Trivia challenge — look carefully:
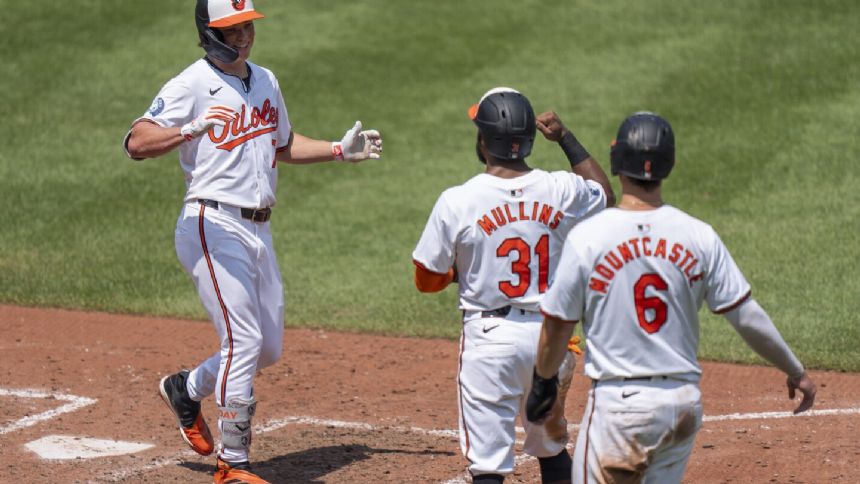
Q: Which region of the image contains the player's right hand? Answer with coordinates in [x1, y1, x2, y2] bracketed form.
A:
[787, 371, 816, 414]
[536, 111, 569, 142]
[525, 368, 559, 423]
[180, 105, 236, 141]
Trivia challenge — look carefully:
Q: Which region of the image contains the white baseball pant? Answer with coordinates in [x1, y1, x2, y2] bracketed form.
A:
[174, 200, 285, 462]
[457, 310, 574, 476]
[572, 377, 703, 484]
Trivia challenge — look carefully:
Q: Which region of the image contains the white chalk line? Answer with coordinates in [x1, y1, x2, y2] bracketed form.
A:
[0, 388, 97, 435]
[255, 415, 459, 438]
[101, 406, 860, 482]
[702, 407, 860, 422]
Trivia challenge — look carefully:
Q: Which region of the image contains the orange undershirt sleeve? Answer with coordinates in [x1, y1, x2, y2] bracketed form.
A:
[413, 261, 455, 293]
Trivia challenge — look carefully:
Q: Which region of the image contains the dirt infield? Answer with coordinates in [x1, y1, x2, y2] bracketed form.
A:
[1, 305, 858, 483]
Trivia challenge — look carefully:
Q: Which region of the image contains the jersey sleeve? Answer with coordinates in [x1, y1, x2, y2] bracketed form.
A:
[705, 229, 752, 313]
[138, 77, 195, 129]
[412, 192, 457, 274]
[562, 173, 606, 221]
[123, 77, 195, 159]
[273, 79, 292, 151]
[540, 235, 590, 322]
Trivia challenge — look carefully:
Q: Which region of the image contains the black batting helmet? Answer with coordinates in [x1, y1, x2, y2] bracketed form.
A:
[196, 0, 265, 64]
[610, 112, 675, 181]
[469, 87, 536, 162]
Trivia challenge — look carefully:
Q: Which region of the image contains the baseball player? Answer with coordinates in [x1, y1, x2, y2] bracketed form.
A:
[413, 87, 615, 484]
[123, 1, 381, 482]
[526, 112, 817, 483]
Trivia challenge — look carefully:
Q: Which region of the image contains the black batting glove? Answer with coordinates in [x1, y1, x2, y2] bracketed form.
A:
[526, 368, 559, 423]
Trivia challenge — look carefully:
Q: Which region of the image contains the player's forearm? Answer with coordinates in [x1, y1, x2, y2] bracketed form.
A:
[125, 122, 185, 159]
[276, 132, 336, 164]
[535, 316, 576, 379]
[556, 130, 615, 206]
[724, 299, 805, 379]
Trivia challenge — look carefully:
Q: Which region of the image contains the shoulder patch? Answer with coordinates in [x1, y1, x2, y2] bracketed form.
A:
[148, 97, 165, 116]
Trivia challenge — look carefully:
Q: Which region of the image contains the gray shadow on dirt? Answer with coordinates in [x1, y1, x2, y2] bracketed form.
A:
[179, 444, 457, 483]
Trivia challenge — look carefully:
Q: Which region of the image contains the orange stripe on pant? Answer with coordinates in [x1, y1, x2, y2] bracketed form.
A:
[198, 204, 235, 406]
[457, 328, 472, 463]
[582, 386, 598, 484]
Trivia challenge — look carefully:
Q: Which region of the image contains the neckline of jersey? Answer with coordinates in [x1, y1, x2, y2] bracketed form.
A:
[204, 56, 252, 93]
[475, 168, 543, 187]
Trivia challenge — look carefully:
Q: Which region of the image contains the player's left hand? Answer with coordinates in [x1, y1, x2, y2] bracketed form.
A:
[536, 111, 570, 142]
[525, 368, 559, 423]
[787, 371, 816, 414]
[336, 121, 382, 162]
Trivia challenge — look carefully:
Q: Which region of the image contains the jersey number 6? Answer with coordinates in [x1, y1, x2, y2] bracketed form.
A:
[496, 235, 549, 298]
[634, 273, 669, 334]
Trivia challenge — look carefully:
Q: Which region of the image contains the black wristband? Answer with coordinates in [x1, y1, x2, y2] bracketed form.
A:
[559, 131, 591, 167]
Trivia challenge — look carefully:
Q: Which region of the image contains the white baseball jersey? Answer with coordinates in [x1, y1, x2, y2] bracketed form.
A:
[413, 168, 604, 476]
[541, 205, 751, 380]
[127, 58, 292, 209]
[413, 169, 606, 313]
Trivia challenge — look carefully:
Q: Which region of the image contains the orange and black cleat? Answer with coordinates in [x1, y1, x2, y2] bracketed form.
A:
[214, 458, 270, 484]
[158, 369, 215, 456]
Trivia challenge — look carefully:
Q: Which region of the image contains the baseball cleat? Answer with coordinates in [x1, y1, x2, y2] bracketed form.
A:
[158, 370, 215, 456]
[214, 458, 270, 484]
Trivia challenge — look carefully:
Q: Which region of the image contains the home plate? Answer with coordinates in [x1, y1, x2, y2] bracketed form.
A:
[25, 435, 154, 460]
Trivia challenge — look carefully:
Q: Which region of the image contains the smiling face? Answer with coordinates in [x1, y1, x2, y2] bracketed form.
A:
[216, 20, 255, 63]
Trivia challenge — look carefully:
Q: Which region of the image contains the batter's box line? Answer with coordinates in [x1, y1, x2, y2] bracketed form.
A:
[255, 415, 459, 438]
[0, 388, 97, 436]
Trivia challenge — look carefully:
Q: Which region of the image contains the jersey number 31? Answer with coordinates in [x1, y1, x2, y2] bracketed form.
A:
[496, 235, 549, 298]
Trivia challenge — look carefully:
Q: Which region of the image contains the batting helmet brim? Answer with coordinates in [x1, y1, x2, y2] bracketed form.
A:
[209, 11, 265, 28]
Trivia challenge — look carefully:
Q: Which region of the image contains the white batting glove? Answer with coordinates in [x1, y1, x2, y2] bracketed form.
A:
[332, 121, 383, 162]
[180, 105, 236, 141]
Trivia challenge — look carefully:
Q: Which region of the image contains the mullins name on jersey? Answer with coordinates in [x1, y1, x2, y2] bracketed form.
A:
[589, 237, 704, 294]
[477, 201, 564, 236]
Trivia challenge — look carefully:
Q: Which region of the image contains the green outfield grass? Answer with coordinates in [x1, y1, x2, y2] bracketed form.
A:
[1, 1, 858, 370]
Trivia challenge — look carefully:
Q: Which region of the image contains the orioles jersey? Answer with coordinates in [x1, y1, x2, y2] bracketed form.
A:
[413, 169, 605, 313]
[540, 205, 752, 380]
[125, 58, 292, 209]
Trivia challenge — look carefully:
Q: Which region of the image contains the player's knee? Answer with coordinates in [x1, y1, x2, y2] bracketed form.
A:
[471, 473, 504, 484]
[538, 448, 572, 484]
[257, 341, 282, 369]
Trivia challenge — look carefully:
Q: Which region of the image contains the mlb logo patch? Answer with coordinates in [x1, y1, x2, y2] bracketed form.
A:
[510, 188, 523, 197]
[637, 223, 651, 233]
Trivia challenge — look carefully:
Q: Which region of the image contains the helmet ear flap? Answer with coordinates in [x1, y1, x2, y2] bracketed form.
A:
[195, 0, 240, 64]
[201, 28, 240, 63]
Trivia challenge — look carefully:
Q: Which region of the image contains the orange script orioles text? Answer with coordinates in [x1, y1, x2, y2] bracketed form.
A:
[588, 237, 704, 294]
[477, 201, 564, 236]
[207, 99, 278, 151]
